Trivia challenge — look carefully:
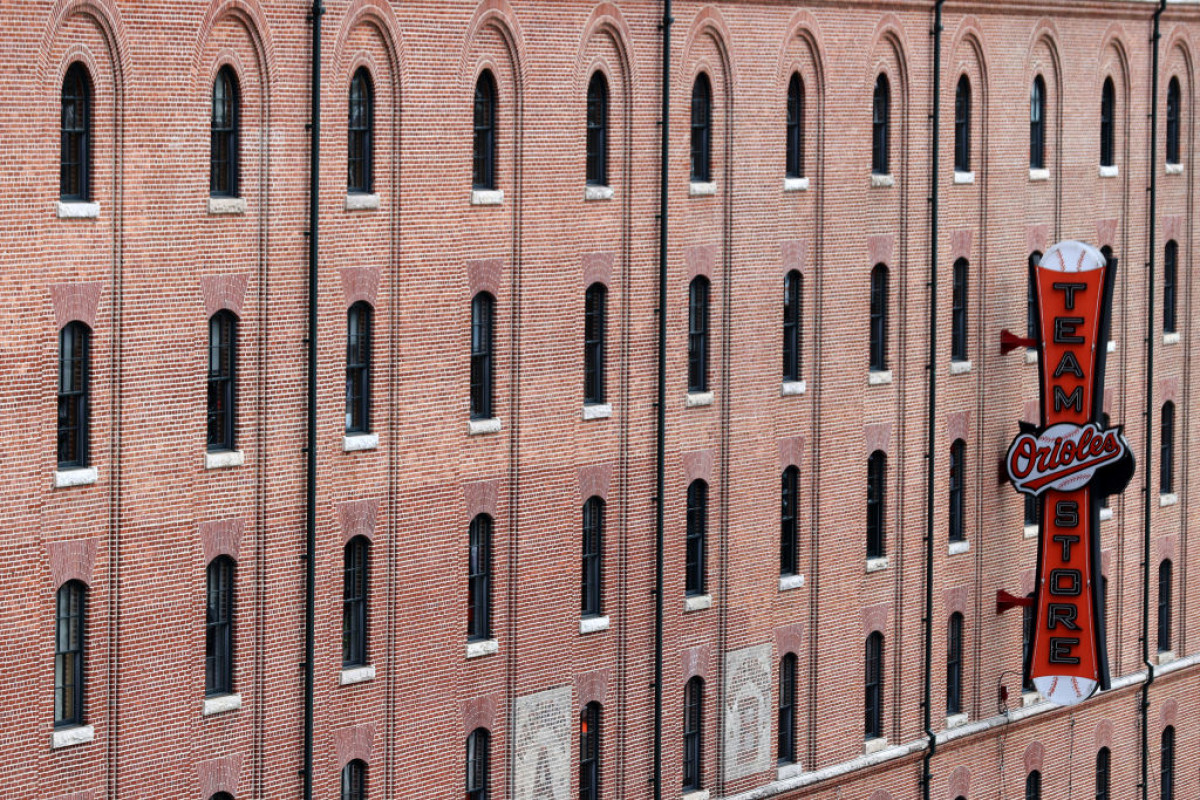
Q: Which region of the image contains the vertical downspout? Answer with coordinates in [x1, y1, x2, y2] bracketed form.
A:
[1140, 3, 1165, 799]
[920, 4, 945, 799]
[653, 2, 672, 798]
[303, 1, 324, 799]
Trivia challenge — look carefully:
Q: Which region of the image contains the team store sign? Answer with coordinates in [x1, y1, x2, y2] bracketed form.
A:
[1006, 241, 1134, 706]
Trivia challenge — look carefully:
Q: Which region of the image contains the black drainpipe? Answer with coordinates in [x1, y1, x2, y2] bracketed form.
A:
[1139, 3, 1165, 799]
[920, 3, 945, 799]
[652, 1, 672, 798]
[302, 1, 324, 798]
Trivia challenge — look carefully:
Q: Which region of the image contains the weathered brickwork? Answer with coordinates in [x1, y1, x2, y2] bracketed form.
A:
[3, 0, 1200, 798]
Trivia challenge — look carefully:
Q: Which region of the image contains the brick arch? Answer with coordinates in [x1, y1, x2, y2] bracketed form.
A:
[1160, 698, 1178, 729]
[192, 0, 276, 97]
[778, 436, 804, 471]
[781, 240, 809, 276]
[576, 2, 638, 97]
[869, 790, 895, 800]
[1023, 740, 1045, 773]
[463, 479, 500, 520]
[333, 0, 407, 95]
[338, 499, 379, 545]
[201, 274, 250, 318]
[948, 21, 990, 176]
[333, 722, 375, 771]
[680, 6, 737, 97]
[947, 410, 971, 443]
[1093, 719, 1114, 751]
[575, 669, 610, 708]
[467, 258, 503, 298]
[775, 623, 804, 658]
[946, 765, 971, 799]
[196, 754, 242, 800]
[776, 9, 827, 100]
[340, 267, 380, 308]
[950, 230, 974, 264]
[682, 449, 714, 486]
[582, 252, 614, 290]
[45, 538, 98, 590]
[577, 463, 613, 503]
[461, 694, 498, 736]
[50, 282, 104, 330]
[863, 603, 890, 637]
[199, 518, 245, 564]
[460, 0, 527, 94]
[943, 586, 969, 617]
[681, 644, 710, 683]
[1095, 219, 1119, 249]
[864, 423, 892, 457]
[40, 0, 130, 101]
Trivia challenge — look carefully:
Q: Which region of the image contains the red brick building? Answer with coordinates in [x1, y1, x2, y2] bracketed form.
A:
[5, 0, 1200, 798]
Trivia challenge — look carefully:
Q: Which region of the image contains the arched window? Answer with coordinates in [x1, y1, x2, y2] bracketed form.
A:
[58, 322, 91, 469]
[584, 283, 607, 405]
[1158, 559, 1173, 653]
[470, 293, 494, 420]
[683, 677, 704, 791]
[581, 497, 604, 618]
[346, 302, 372, 434]
[1161, 401, 1175, 495]
[864, 632, 884, 739]
[468, 515, 492, 641]
[1100, 77, 1115, 168]
[872, 74, 890, 175]
[783, 270, 803, 382]
[951, 258, 969, 362]
[579, 702, 601, 800]
[586, 72, 608, 187]
[867, 451, 886, 559]
[211, 66, 240, 197]
[954, 75, 971, 173]
[466, 728, 490, 800]
[691, 73, 712, 182]
[1166, 76, 1181, 166]
[1021, 592, 1035, 691]
[686, 480, 707, 597]
[211, 794, 234, 800]
[60, 62, 92, 201]
[1030, 75, 1046, 170]
[55, 580, 86, 727]
[1095, 747, 1111, 800]
[946, 612, 963, 715]
[1027, 251, 1042, 343]
[1161, 726, 1175, 800]
[207, 311, 237, 452]
[1163, 240, 1177, 335]
[1025, 770, 1042, 800]
[777, 653, 797, 765]
[949, 439, 966, 543]
[206, 555, 235, 696]
[348, 68, 374, 194]
[341, 759, 367, 800]
[473, 71, 497, 190]
[870, 264, 888, 371]
[780, 466, 799, 577]
[786, 73, 805, 179]
[343, 536, 369, 667]
[688, 276, 710, 393]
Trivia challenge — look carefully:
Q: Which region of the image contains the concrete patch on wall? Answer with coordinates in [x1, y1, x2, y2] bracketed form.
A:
[723, 644, 773, 780]
[514, 685, 572, 800]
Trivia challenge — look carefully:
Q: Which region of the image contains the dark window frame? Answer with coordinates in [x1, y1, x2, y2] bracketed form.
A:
[473, 71, 497, 190]
[951, 258, 969, 362]
[777, 653, 797, 765]
[864, 631, 884, 740]
[584, 283, 607, 405]
[872, 74, 890, 175]
[949, 439, 966, 543]
[783, 270, 803, 382]
[946, 612, 964, 715]
[342, 536, 369, 668]
[1100, 77, 1115, 168]
[691, 73, 712, 183]
[867, 451, 887, 559]
[1157, 559, 1173, 653]
[581, 496, 604, 618]
[686, 480, 707, 596]
[780, 466, 799, 577]
[205, 555, 235, 696]
[579, 702, 601, 800]
[55, 580, 86, 727]
[1163, 240, 1177, 335]
[466, 728, 490, 800]
[58, 321, 91, 469]
[870, 264, 888, 371]
[586, 71, 609, 187]
[683, 676, 704, 791]
[1022, 593, 1035, 691]
[688, 276, 710, 393]
[1030, 75, 1046, 170]
[1027, 251, 1042, 347]
[954, 75, 971, 173]
[348, 67, 374, 194]
[470, 292, 495, 420]
[786, 73, 805, 179]
[1161, 726, 1175, 800]
[341, 759, 367, 800]
[210, 65, 240, 198]
[1161, 401, 1175, 495]
[346, 301, 372, 434]
[1166, 76, 1181, 166]
[468, 515, 492, 641]
[1095, 746, 1111, 800]
[1026, 770, 1042, 800]
[207, 311, 237, 452]
[60, 62, 92, 201]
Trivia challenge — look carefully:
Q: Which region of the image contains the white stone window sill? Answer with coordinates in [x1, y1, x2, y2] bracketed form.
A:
[953, 171, 975, 185]
[1163, 332, 1180, 345]
[684, 593, 712, 613]
[682, 791, 711, 800]
[783, 177, 809, 192]
[471, 189, 504, 206]
[1099, 165, 1119, 178]
[57, 201, 100, 219]
[778, 574, 805, 592]
[686, 391, 714, 408]
[1158, 650, 1177, 665]
[1024, 349, 1038, 365]
[582, 403, 612, 421]
[948, 540, 970, 555]
[1107, 340, 1116, 353]
[340, 665, 375, 685]
[868, 370, 893, 386]
[203, 693, 242, 716]
[467, 638, 499, 659]
[1100, 507, 1114, 521]
[468, 417, 502, 436]
[866, 556, 890, 573]
[208, 196, 246, 215]
[1160, 493, 1178, 507]
[51, 724, 95, 749]
[579, 615, 610, 634]
[689, 181, 717, 196]
[205, 450, 245, 470]
[946, 712, 969, 729]
[870, 173, 895, 188]
[1023, 524, 1039, 539]
[776, 763, 804, 781]
[1029, 168, 1051, 182]
[345, 192, 380, 211]
[344, 433, 378, 452]
[584, 185, 614, 201]
[949, 360, 972, 375]
[1166, 162, 1183, 175]
[864, 736, 890, 755]
[780, 380, 807, 396]
[1021, 690, 1042, 707]
[55, 467, 98, 488]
